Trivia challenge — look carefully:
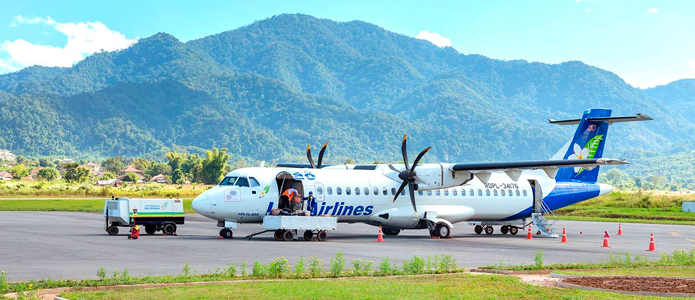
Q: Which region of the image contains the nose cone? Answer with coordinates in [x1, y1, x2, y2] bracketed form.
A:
[598, 183, 614, 196]
[192, 193, 209, 215]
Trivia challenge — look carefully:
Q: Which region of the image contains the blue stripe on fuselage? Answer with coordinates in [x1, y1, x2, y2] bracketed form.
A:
[499, 181, 600, 221]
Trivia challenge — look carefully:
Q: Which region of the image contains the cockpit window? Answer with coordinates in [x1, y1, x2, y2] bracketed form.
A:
[249, 177, 260, 187]
[219, 177, 238, 186]
[236, 177, 250, 187]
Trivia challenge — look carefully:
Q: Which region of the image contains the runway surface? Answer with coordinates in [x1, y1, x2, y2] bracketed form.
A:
[1, 211, 693, 281]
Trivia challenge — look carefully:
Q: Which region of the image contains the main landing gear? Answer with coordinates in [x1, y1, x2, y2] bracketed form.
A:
[429, 223, 451, 238]
[383, 228, 401, 236]
[220, 228, 234, 239]
[474, 225, 518, 235]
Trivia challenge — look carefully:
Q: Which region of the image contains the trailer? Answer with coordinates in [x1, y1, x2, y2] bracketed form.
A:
[104, 197, 185, 236]
[244, 215, 338, 241]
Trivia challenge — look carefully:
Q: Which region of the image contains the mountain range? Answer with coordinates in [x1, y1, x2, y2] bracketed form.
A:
[0, 13, 694, 167]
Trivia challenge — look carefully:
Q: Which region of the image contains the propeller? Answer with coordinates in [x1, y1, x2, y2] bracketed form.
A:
[388, 135, 431, 213]
[307, 142, 329, 168]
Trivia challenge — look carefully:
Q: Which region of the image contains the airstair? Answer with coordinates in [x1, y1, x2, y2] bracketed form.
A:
[531, 200, 559, 238]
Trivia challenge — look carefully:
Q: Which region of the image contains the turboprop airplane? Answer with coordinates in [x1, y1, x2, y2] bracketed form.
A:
[192, 108, 652, 239]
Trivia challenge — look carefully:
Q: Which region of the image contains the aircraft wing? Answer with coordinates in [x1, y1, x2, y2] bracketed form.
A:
[449, 158, 627, 182]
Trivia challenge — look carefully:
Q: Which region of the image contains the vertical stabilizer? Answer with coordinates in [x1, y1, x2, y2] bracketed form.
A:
[554, 109, 611, 182]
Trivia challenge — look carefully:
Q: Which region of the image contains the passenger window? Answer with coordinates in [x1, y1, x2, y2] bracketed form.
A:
[236, 177, 250, 187]
[355, 187, 360, 195]
[364, 188, 369, 195]
[327, 187, 333, 195]
[485, 189, 490, 196]
[516, 190, 520, 197]
[337, 187, 342, 195]
[391, 188, 396, 196]
[427, 190, 433, 196]
[317, 187, 323, 195]
[493, 189, 498, 196]
[418, 191, 424, 196]
[382, 187, 388, 196]
[435, 190, 441, 196]
[219, 176, 237, 186]
[249, 177, 260, 187]
[444, 189, 449, 196]
[523, 190, 528, 197]
[508, 189, 513, 197]
[501, 189, 505, 196]
[462, 189, 466, 196]
[346, 187, 351, 195]
[374, 187, 379, 196]
[452, 189, 457, 196]
[473, 189, 477, 196]
[401, 188, 405, 196]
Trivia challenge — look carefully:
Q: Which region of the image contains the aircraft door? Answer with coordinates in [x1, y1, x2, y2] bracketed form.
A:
[528, 180, 543, 213]
[314, 183, 325, 202]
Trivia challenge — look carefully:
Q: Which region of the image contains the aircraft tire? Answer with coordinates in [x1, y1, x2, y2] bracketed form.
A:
[107, 225, 119, 236]
[485, 226, 494, 235]
[274, 230, 284, 241]
[317, 230, 328, 241]
[435, 223, 451, 238]
[509, 227, 519, 235]
[500, 226, 509, 235]
[383, 228, 401, 236]
[282, 230, 294, 241]
[220, 228, 233, 239]
[303, 230, 314, 241]
[145, 225, 157, 235]
[474, 225, 483, 235]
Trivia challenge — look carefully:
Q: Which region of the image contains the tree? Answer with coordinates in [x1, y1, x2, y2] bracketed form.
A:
[102, 156, 126, 173]
[182, 154, 203, 182]
[123, 172, 140, 182]
[39, 158, 54, 168]
[166, 152, 185, 171]
[37, 168, 59, 181]
[63, 163, 91, 183]
[10, 164, 28, 180]
[132, 158, 150, 173]
[200, 148, 230, 184]
[145, 162, 172, 178]
[15, 155, 29, 166]
[172, 169, 185, 184]
[98, 172, 117, 180]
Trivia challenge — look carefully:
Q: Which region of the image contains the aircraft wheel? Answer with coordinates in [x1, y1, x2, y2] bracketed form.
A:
[163, 224, 176, 235]
[536, 230, 541, 235]
[383, 228, 401, 236]
[435, 223, 451, 238]
[317, 230, 328, 241]
[303, 230, 314, 241]
[107, 225, 119, 236]
[485, 226, 494, 235]
[145, 225, 157, 235]
[474, 225, 483, 235]
[220, 228, 233, 239]
[500, 225, 509, 235]
[509, 227, 519, 235]
[282, 230, 294, 241]
[274, 230, 284, 241]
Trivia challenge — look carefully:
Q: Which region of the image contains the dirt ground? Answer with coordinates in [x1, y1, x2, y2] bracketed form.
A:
[563, 276, 695, 294]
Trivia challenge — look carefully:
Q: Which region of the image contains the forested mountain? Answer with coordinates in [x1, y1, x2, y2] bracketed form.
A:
[0, 14, 693, 166]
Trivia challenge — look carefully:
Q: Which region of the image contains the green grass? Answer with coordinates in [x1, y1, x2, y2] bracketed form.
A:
[0, 180, 209, 198]
[557, 266, 695, 277]
[59, 274, 668, 300]
[554, 191, 695, 225]
[0, 199, 195, 213]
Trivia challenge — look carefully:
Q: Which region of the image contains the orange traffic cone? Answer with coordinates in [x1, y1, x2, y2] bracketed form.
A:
[376, 226, 384, 242]
[602, 231, 610, 248]
[560, 228, 568, 243]
[618, 223, 623, 236]
[647, 233, 656, 251]
[526, 224, 533, 240]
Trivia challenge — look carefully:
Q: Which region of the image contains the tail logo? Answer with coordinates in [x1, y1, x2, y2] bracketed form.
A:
[568, 134, 603, 176]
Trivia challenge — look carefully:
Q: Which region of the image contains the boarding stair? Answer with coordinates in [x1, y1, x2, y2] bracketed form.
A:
[531, 200, 559, 238]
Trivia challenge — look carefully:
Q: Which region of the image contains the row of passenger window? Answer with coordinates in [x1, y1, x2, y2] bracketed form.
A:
[315, 186, 528, 198]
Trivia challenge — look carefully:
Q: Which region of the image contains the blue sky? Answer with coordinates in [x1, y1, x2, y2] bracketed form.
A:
[1, 0, 693, 88]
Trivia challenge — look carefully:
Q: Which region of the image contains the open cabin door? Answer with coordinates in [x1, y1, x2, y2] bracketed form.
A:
[275, 171, 304, 209]
[528, 179, 543, 213]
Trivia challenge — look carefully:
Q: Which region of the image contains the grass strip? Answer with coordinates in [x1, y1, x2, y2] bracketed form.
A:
[0, 199, 195, 213]
[556, 266, 695, 278]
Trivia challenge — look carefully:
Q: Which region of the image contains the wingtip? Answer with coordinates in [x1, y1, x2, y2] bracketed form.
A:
[322, 142, 329, 148]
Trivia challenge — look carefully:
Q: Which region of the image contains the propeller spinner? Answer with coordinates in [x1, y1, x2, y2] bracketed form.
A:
[388, 135, 431, 213]
[307, 142, 329, 168]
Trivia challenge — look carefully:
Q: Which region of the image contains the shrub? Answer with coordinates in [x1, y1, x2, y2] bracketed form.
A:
[330, 252, 346, 277]
[252, 261, 266, 278]
[226, 263, 237, 278]
[268, 257, 290, 278]
[308, 256, 324, 277]
[97, 267, 106, 280]
[182, 262, 191, 277]
[378, 257, 395, 276]
[534, 250, 544, 269]
[294, 257, 306, 278]
[403, 255, 425, 275]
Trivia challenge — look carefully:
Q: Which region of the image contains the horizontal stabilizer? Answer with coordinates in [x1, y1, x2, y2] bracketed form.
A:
[549, 113, 652, 125]
[450, 158, 628, 172]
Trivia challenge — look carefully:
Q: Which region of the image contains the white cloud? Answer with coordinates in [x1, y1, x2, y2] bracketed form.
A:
[586, 8, 592, 13]
[415, 30, 452, 48]
[688, 58, 695, 72]
[647, 8, 659, 14]
[0, 16, 135, 72]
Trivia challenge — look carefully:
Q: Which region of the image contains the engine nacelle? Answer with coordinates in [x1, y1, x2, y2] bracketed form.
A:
[411, 163, 473, 190]
[369, 206, 420, 228]
[419, 205, 475, 224]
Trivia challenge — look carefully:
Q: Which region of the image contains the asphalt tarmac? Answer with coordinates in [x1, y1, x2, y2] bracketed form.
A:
[1, 211, 693, 281]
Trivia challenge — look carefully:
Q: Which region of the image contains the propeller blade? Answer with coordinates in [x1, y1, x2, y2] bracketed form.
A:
[408, 182, 417, 213]
[306, 145, 316, 169]
[401, 134, 410, 171]
[387, 163, 401, 173]
[317, 142, 329, 168]
[393, 181, 408, 203]
[410, 147, 431, 173]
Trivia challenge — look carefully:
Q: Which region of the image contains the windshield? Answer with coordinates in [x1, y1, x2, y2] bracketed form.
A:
[219, 177, 238, 186]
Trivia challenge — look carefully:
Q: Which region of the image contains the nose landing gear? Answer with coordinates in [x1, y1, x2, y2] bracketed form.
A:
[220, 228, 234, 239]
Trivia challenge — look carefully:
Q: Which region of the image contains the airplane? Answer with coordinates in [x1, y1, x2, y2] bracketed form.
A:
[191, 108, 652, 239]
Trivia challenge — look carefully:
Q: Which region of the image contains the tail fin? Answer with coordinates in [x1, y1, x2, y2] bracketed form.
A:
[554, 108, 612, 183]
